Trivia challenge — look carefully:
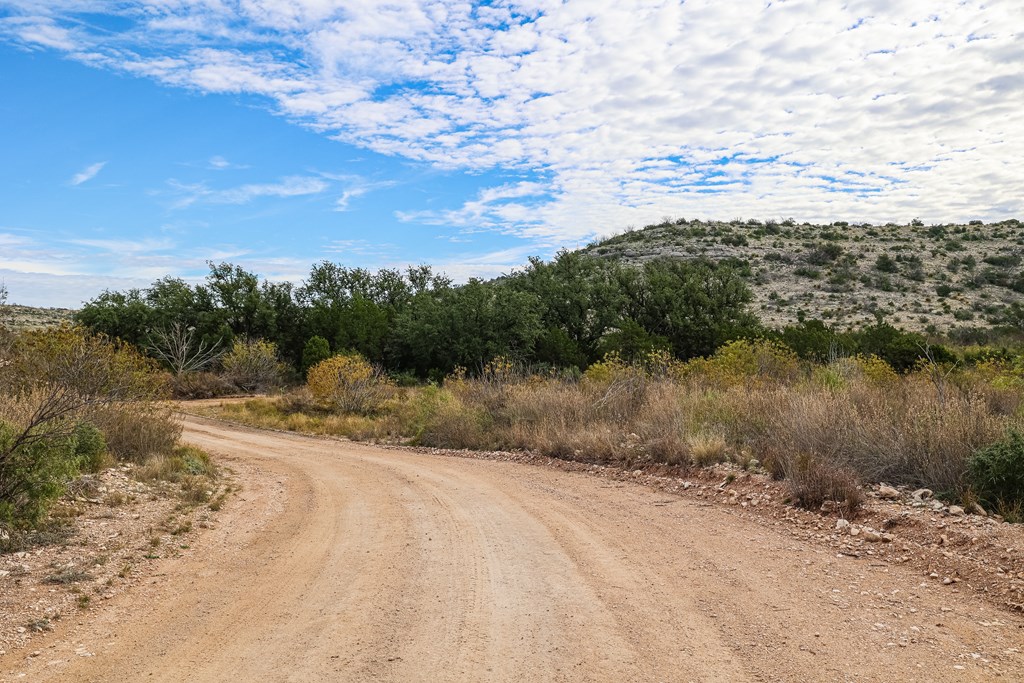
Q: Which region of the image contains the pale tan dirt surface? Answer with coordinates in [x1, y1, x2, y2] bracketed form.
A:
[0, 465, 228, 659]
[3, 415, 1023, 682]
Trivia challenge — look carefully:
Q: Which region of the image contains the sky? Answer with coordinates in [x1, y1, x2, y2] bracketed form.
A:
[0, 1, 1021, 308]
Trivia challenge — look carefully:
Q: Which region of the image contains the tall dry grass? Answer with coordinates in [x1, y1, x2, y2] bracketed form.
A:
[205, 343, 1024, 508]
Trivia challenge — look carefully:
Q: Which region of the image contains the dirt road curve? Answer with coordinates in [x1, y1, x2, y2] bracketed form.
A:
[6, 416, 1023, 682]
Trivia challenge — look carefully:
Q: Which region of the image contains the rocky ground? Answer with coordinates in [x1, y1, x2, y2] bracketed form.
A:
[0, 464, 233, 659]
[582, 218, 1024, 332]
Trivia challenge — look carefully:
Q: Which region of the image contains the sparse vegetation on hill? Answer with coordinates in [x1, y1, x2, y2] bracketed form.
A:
[582, 218, 1024, 334]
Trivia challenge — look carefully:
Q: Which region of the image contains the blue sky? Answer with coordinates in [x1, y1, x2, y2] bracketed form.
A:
[0, 1, 1021, 307]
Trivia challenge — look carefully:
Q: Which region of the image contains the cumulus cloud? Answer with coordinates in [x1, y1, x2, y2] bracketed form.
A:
[4, 0, 1023, 243]
[70, 161, 106, 185]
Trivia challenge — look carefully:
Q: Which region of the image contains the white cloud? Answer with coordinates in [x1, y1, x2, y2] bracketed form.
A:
[208, 155, 249, 170]
[3, 0, 1023, 245]
[166, 175, 329, 208]
[70, 161, 106, 186]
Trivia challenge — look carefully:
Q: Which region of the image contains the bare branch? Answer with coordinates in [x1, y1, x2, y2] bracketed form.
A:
[146, 322, 223, 376]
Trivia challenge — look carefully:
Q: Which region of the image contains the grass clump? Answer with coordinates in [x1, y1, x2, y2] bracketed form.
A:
[687, 432, 729, 466]
[43, 568, 92, 585]
[135, 445, 218, 505]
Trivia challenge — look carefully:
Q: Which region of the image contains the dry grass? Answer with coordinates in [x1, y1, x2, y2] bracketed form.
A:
[89, 403, 182, 463]
[200, 353, 1024, 504]
[134, 445, 219, 506]
[688, 432, 729, 467]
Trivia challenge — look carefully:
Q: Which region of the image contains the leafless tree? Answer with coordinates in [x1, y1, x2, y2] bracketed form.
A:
[146, 322, 223, 376]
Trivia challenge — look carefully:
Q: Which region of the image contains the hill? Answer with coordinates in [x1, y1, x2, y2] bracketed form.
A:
[0, 303, 76, 330]
[581, 218, 1024, 332]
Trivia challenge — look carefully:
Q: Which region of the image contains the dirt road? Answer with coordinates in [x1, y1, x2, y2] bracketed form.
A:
[5, 416, 1023, 682]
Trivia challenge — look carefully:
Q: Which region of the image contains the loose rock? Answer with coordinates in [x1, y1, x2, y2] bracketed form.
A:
[877, 485, 900, 500]
[912, 488, 933, 501]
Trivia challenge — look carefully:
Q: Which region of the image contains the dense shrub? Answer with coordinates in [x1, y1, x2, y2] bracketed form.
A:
[307, 352, 394, 414]
[171, 371, 236, 399]
[221, 338, 286, 393]
[0, 420, 106, 527]
[0, 325, 179, 528]
[301, 336, 331, 377]
[969, 430, 1024, 514]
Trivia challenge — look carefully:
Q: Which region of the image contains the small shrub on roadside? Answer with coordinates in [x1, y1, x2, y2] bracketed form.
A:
[688, 432, 729, 466]
[171, 371, 236, 399]
[784, 453, 864, 517]
[969, 430, 1024, 514]
[307, 352, 394, 414]
[73, 422, 109, 473]
[221, 338, 286, 393]
[0, 421, 88, 528]
[89, 404, 181, 463]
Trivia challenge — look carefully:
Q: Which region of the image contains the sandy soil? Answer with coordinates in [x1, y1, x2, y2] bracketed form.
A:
[3, 415, 1023, 682]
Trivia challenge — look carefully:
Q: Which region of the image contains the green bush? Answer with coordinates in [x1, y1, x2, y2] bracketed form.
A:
[73, 422, 108, 473]
[0, 421, 85, 527]
[969, 430, 1024, 512]
[301, 336, 331, 377]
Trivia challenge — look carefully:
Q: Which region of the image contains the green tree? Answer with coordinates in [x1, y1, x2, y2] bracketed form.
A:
[624, 259, 760, 359]
[301, 336, 331, 377]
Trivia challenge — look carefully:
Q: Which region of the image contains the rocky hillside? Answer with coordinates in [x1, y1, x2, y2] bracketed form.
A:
[0, 304, 75, 330]
[581, 218, 1024, 332]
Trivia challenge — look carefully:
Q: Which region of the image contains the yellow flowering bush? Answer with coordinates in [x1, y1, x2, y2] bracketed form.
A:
[307, 352, 394, 414]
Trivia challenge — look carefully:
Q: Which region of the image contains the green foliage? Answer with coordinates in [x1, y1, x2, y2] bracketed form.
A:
[623, 258, 761, 360]
[301, 336, 331, 377]
[778, 319, 850, 362]
[596, 319, 670, 362]
[73, 422, 108, 473]
[874, 254, 898, 273]
[851, 322, 954, 372]
[969, 430, 1024, 511]
[0, 421, 88, 527]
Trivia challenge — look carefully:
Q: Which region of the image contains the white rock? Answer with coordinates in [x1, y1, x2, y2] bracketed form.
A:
[836, 519, 851, 532]
[948, 505, 965, 516]
[912, 488, 933, 500]
[878, 485, 900, 500]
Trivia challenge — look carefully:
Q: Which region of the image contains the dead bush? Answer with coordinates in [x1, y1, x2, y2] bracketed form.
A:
[784, 453, 864, 517]
[171, 371, 236, 400]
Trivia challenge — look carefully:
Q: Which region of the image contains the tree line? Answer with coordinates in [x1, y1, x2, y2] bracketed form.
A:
[75, 252, 960, 380]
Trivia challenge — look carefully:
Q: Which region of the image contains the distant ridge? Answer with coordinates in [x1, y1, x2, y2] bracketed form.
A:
[0, 304, 76, 331]
[580, 219, 1024, 332]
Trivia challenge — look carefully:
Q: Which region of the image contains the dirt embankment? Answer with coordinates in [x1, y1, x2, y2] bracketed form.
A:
[3, 415, 1023, 682]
